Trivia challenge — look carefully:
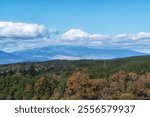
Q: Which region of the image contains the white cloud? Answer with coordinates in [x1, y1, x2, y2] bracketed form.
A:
[0, 22, 47, 38]
[0, 21, 59, 39]
[130, 32, 150, 40]
[114, 32, 150, 40]
[114, 34, 129, 39]
[0, 37, 54, 52]
[0, 21, 59, 52]
[90, 34, 111, 40]
[0, 23, 150, 54]
[54, 29, 150, 53]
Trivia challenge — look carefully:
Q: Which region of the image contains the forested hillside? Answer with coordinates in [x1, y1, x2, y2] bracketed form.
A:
[0, 55, 150, 100]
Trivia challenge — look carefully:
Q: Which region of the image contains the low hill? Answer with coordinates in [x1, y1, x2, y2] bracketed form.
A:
[1, 55, 150, 76]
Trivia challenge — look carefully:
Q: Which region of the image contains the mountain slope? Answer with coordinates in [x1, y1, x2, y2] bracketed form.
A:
[12, 45, 147, 62]
[0, 50, 25, 64]
[1, 55, 150, 77]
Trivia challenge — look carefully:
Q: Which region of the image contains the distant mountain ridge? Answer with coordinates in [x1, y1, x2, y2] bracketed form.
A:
[12, 45, 147, 61]
[0, 45, 148, 64]
[0, 50, 25, 64]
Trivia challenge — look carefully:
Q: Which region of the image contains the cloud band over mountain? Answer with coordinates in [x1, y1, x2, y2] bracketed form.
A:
[0, 21, 150, 54]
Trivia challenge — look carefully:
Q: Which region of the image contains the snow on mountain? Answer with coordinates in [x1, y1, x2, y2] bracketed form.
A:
[62, 29, 90, 39]
[58, 29, 110, 45]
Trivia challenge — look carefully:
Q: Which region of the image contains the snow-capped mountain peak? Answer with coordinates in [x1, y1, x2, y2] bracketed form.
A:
[62, 29, 90, 39]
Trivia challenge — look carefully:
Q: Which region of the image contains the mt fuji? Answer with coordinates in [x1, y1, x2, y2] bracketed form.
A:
[61, 29, 90, 39]
[0, 29, 149, 64]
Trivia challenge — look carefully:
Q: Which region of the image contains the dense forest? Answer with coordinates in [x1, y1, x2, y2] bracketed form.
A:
[0, 55, 150, 100]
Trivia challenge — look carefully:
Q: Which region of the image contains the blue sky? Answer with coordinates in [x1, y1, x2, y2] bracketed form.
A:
[0, 0, 150, 54]
[0, 0, 150, 34]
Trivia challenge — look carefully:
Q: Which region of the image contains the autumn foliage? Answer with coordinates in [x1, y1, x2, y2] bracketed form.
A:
[1, 57, 150, 100]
